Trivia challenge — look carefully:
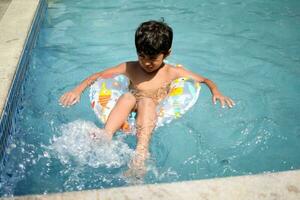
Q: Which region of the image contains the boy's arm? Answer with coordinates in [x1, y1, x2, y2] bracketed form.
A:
[173, 65, 235, 108]
[59, 63, 126, 107]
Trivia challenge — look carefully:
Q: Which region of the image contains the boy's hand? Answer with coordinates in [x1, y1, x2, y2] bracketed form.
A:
[59, 90, 81, 107]
[212, 91, 235, 108]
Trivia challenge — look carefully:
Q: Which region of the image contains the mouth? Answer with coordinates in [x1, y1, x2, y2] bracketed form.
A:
[142, 65, 154, 71]
[144, 67, 156, 72]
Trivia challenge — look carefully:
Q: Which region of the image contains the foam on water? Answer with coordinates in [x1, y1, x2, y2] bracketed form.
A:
[48, 120, 134, 168]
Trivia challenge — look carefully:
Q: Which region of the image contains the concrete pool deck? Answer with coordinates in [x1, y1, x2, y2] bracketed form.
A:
[1, 170, 300, 200]
[0, 0, 37, 117]
[0, 0, 299, 199]
[0, 0, 11, 20]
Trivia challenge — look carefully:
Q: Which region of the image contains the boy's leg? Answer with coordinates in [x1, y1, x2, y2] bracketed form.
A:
[132, 98, 157, 166]
[104, 93, 137, 139]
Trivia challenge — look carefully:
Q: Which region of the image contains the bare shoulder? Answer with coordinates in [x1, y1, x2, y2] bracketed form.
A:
[164, 63, 175, 72]
[107, 62, 126, 71]
[99, 62, 127, 77]
[125, 61, 138, 68]
[108, 61, 137, 76]
[165, 63, 184, 79]
[124, 61, 141, 80]
[125, 61, 139, 73]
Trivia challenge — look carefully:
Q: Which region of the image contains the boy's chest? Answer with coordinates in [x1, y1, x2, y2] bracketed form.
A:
[129, 71, 171, 91]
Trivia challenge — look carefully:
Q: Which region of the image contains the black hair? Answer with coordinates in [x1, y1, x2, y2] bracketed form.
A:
[135, 20, 173, 57]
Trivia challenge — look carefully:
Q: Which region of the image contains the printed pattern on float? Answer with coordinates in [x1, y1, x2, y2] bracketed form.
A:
[90, 75, 200, 134]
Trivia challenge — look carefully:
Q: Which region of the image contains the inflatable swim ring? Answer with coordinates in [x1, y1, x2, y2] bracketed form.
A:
[89, 74, 200, 134]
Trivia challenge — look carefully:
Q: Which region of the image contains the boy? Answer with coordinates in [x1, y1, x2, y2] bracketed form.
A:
[60, 20, 235, 175]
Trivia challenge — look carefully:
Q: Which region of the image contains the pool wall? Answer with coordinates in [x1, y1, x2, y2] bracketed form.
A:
[0, 0, 299, 199]
[0, 0, 46, 159]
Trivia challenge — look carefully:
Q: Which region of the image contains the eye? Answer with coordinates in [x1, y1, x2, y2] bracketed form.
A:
[150, 57, 159, 61]
[138, 54, 145, 58]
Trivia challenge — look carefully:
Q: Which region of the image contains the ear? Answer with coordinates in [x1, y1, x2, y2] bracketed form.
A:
[164, 49, 172, 58]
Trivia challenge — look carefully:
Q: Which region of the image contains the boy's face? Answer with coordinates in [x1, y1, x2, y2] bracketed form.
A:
[137, 53, 168, 73]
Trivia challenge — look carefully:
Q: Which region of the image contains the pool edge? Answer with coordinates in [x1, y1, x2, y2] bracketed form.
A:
[0, 0, 46, 159]
[1, 170, 300, 199]
[0, 0, 39, 122]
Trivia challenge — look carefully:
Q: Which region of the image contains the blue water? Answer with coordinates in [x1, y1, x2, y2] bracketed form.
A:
[1, 0, 300, 196]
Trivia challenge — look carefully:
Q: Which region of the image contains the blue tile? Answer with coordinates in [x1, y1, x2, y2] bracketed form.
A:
[0, 0, 47, 160]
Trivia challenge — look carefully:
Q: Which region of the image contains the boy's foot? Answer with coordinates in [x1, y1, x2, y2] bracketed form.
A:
[123, 152, 149, 180]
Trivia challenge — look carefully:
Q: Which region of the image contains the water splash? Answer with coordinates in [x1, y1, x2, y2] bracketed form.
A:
[48, 120, 134, 168]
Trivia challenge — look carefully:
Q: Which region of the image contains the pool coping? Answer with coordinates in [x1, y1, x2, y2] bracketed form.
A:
[0, 0, 12, 20]
[1, 170, 300, 200]
[0, 0, 46, 160]
[0, 0, 300, 199]
[0, 0, 39, 118]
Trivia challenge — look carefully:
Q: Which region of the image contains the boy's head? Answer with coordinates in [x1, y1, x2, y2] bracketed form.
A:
[135, 20, 173, 58]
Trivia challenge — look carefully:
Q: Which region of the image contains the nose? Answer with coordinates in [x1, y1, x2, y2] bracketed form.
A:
[144, 61, 151, 66]
[144, 63, 154, 69]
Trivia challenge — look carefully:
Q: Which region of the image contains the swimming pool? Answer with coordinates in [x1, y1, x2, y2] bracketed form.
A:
[1, 0, 300, 197]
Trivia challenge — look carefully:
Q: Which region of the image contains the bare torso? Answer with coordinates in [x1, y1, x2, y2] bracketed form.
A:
[125, 61, 177, 92]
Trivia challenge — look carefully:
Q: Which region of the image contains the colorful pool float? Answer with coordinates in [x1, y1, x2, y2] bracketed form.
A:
[90, 74, 201, 134]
